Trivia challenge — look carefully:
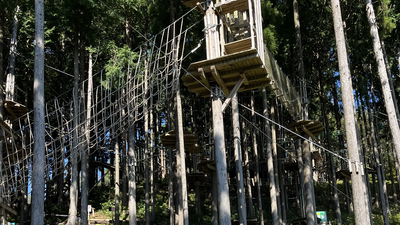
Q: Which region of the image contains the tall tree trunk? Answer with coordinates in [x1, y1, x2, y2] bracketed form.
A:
[319, 69, 342, 225]
[370, 109, 389, 225]
[115, 137, 120, 225]
[251, 93, 264, 225]
[366, 0, 400, 192]
[67, 28, 80, 225]
[232, 94, 247, 225]
[387, 142, 398, 204]
[242, 118, 254, 218]
[262, 88, 278, 225]
[128, 122, 137, 225]
[0, 8, 4, 120]
[81, 48, 92, 225]
[31, 1, 45, 224]
[5, 6, 19, 101]
[144, 63, 150, 225]
[212, 87, 231, 225]
[150, 105, 155, 222]
[293, 2, 316, 223]
[271, 100, 283, 223]
[331, 0, 372, 224]
[176, 81, 189, 225]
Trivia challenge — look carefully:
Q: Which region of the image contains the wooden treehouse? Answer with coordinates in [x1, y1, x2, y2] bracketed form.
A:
[182, 0, 302, 119]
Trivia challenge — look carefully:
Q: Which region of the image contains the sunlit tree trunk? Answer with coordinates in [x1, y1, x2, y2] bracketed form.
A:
[67, 28, 80, 225]
[31, 1, 45, 224]
[232, 94, 247, 225]
[366, 0, 400, 192]
[262, 88, 278, 225]
[5, 6, 19, 101]
[331, 0, 372, 224]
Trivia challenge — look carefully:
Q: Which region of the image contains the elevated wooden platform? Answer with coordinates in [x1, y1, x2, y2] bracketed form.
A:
[160, 130, 199, 151]
[4, 100, 27, 120]
[285, 120, 324, 140]
[182, 48, 270, 97]
[197, 160, 216, 173]
[336, 168, 376, 180]
[186, 173, 209, 183]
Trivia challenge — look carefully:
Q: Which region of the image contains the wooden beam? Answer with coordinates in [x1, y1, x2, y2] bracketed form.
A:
[210, 65, 230, 97]
[198, 68, 210, 88]
[239, 73, 249, 85]
[4, 102, 18, 120]
[301, 125, 316, 141]
[222, 78, 244, 112]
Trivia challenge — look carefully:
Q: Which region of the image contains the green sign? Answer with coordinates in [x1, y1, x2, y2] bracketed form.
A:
[317, 211, 327, 222]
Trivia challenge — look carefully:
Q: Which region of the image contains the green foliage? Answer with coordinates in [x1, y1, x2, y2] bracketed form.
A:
[378, 0, 398, 37]
[103, 46, 139, 89]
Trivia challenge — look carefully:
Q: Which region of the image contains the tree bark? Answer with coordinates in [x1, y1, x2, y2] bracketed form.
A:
[212, 87, 231, 225]
[331, 0, 372, 224]
[251, 93, 264, 225]
[319, 69, 342, 225]
[5, 6, 19, 101]
[262, 88, 278, 225]
[242, 118, 254, 218]
[232, 94, 247, 225]
[67, 28, 80, 225]
[81, 48, 92, 225]
[128, 122, 137, 225]
[115, 137, 120, 225]
[271, 100, 283, 223]
[366, 0, 400, 192]
[31, 1, 45, 224]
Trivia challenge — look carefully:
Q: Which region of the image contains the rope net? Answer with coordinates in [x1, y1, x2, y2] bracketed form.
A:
[0, 15, 188, 204]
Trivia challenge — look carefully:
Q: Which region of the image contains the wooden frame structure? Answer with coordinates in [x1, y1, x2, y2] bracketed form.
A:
[181, 1, 304, 224]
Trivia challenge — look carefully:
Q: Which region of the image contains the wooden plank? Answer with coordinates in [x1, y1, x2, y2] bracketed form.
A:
[0, 203, 17, 216]
[240, 73, 249, 85]
[210, 65, 230, 97]
[198, 68, 210, 88]
[301, 125, 316, 141]
[224, 37, 254, 54]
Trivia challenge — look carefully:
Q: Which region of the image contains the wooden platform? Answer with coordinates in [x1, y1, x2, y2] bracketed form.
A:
[186, 173, 209, 183]
[197, 160, 216, 173]
[160, 130, 199, 149]
[182, 48, 270, 97]
[285, 120, 324, 140]
[4, 100, 27, 120]
[215, 0, 249, 14]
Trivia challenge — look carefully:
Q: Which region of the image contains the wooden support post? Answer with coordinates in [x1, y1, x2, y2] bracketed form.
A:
[247, 0, 255, 49]
[205, 1, 220, 60]
[232, 93, 247, 225]
[198, 68, 210, 88]
[211, 66, 229, 97]
[212, 86, 231, 225]
[222, 78, 243, 112]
